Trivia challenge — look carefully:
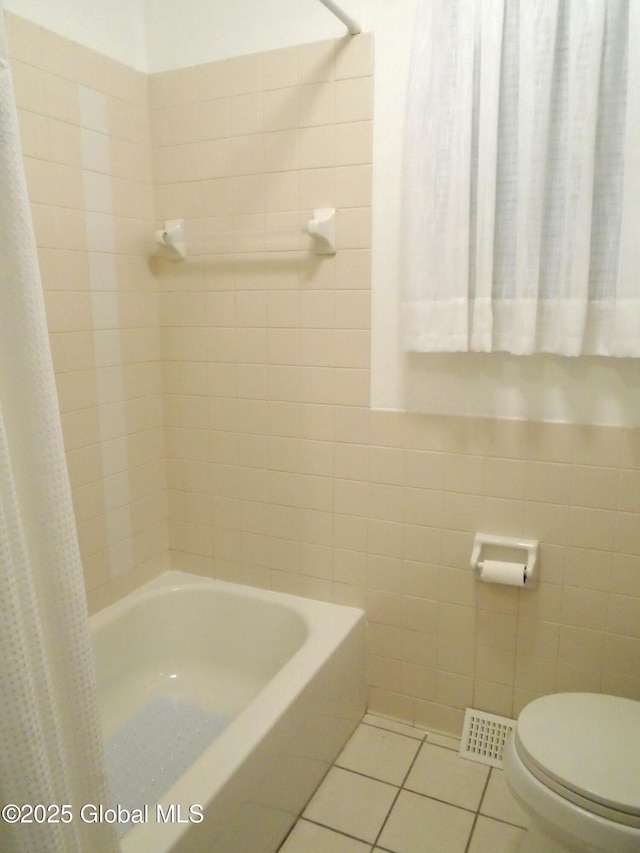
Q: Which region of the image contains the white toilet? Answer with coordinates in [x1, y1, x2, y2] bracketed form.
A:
[504, 692, 640, 853]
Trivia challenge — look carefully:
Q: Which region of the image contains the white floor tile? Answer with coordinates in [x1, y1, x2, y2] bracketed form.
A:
[480, 768, 530, 828]
[303, 767, 398, 844]
[405, 743, 490, 811]
[279, 819, 372, 853]
[377, 790, 475, 853]
[336, 724, 421, 785]
[467, 815, 527, 853]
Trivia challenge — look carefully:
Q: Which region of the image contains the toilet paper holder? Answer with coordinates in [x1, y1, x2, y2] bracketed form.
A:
[470, 533, 539, 587]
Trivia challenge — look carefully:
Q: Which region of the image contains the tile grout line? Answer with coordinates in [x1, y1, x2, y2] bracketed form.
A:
[295, 815, 378, 848]
[462, 765, 493, 853]
[369, 730, 430, 851]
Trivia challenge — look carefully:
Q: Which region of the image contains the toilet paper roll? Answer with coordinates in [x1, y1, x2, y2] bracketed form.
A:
[479, 559, 527, 586]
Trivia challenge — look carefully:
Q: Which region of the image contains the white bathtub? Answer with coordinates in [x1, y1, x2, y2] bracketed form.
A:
[90, 570, 367, 853]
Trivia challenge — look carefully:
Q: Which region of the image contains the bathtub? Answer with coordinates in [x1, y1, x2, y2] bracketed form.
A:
[90, 570, 367, 853]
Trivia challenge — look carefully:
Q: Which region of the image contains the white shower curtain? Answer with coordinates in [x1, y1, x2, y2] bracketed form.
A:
[401, 0, 640, 356]
[0, 12, 119, 853]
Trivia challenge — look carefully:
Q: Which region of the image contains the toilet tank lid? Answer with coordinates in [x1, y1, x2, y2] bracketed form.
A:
[515, 693, 640, 817]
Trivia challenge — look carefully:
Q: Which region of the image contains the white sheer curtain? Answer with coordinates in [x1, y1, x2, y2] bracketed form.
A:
[0, 12, 119, 853]
[401, 0, 640, 356]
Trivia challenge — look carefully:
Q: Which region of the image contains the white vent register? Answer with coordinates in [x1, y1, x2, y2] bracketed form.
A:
[460, 708, 516, 768]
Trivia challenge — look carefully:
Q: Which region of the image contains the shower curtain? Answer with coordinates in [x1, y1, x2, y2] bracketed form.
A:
[0, 10, 119, 853]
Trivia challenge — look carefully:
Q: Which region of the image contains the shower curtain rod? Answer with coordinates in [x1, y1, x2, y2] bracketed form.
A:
[316, 0, 361, 35]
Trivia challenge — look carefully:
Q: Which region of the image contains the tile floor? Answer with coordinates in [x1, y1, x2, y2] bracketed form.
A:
[278, 714, 530, 853]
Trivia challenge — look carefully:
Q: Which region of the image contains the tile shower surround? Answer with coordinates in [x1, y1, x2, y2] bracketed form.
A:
[6, 10, 640, 735]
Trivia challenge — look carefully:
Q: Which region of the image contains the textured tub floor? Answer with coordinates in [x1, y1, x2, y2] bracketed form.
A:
[104, 697, 229, 835]
[278, 713, 530, 853]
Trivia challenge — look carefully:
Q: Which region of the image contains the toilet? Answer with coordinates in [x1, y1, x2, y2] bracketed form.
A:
[503, 693, 640, 853]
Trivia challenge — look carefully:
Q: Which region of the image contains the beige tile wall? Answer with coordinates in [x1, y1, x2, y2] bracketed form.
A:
[150, 36, 375, 609]
[7, 12, 640, 735]
[6, 12, 169, 612]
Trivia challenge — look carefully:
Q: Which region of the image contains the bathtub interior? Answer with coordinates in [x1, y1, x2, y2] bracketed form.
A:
[93, 581, 309, 737]
[91, 576, 310, 830]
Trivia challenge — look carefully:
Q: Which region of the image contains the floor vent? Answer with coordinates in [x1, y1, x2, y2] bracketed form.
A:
[459, 708, 516, 768]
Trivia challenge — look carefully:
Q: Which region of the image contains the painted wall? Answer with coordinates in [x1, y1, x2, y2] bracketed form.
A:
[144, 0, 361, 69]
[3, 0, 148, 69]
